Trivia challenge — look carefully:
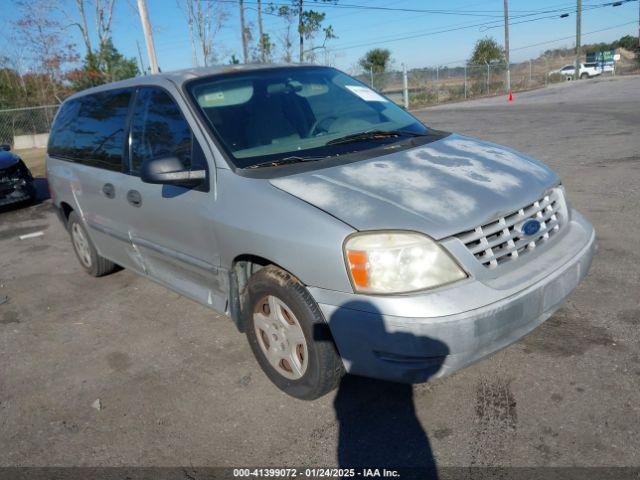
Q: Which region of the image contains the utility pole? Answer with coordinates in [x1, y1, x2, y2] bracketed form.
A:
[464, 64, 467, 99]
[503, 0, 511, 94]
[298, 0, 304, 62]
[436, 65, 439, 103]
[257, 0, 265, 62]
[486, 62, 490, 93]
[135, 40, 146, 74]
[575, 0, 582, 80]
[402, 63, 409, 109]
[136, 0, 158, 73]
[239, 0, 248, 63]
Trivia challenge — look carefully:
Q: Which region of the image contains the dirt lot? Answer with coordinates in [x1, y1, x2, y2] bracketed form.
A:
[1, 75, 639, 471]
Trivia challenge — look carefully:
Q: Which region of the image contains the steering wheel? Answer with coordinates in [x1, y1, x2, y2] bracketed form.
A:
[309, 115, 338, 137]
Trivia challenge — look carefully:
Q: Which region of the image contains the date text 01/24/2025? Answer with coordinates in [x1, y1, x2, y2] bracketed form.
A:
[233, 468, 401, 478]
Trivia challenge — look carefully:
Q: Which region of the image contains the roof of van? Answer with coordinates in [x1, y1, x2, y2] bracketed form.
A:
[65, 63, 317, 101]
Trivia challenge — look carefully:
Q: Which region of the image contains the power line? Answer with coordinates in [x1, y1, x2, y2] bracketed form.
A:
[510, 20, 636, 52]
[327, 0, 638, 52]
[428, 20, 637, 67]
[212, 0, 509, 17]
[152, 0, 638, 62]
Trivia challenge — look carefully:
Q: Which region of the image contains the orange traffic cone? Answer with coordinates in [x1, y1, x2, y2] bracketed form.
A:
[508, 91, 513, 102]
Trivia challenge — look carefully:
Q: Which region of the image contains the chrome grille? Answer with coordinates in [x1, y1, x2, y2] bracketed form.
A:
[455, 188, 565, 269]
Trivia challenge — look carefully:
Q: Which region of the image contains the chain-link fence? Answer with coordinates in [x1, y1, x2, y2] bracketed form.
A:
[0, 105, 59, 148]
[361, 60, 561, 108]
[1, 52, 638, 145]
[357, 53, 639, 109]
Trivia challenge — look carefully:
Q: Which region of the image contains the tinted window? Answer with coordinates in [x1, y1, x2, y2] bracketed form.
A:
[75, 91, 131, 170]
[130, 87, 203, 174]
[48, 100, 82, 158]
[48, 90, 131, 171]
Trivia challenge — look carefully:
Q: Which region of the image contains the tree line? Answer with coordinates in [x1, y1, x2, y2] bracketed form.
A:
[0, 0, 340, 109]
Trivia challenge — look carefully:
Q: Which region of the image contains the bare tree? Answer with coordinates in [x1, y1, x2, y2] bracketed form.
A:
[273, 1, 336, 63]
[274, 4, 296, 63]
[95, 0, 117, 62]
[178, 0, 228, 67]
[73, 0, 93, 59]
[239, 0, 248, 63]
[179, 0, 199, 67]
[14, 0, 78, 103]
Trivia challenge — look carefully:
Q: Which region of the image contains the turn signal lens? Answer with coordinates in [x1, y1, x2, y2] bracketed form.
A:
[347, 250, 369, 288]
[344, 232, 467, 294]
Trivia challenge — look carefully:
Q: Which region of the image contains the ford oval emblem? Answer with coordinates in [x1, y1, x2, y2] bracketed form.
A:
[521, 219, 541, 236]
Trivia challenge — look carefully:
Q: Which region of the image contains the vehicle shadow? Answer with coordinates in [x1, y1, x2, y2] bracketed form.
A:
[33, 177, 50, 203]
[321, 300, 447, 479]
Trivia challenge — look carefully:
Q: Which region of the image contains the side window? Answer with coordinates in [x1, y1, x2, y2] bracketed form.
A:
[74, 90, 131, 171]
[48, 100, 82, 159]
[130, 87, 205, 174]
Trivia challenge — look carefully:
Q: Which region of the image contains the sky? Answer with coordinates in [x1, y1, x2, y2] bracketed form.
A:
[1, 0, 638, 73]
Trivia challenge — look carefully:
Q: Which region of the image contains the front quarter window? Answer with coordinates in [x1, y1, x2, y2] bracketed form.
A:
[187, 67, 429, 168]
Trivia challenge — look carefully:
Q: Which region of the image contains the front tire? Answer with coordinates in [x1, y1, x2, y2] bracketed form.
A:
[67, 211, 116, 277]
[243, 266, 344, 400]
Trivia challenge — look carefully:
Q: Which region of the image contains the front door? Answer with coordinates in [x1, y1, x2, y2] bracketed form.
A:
[119, 86, 226, 312]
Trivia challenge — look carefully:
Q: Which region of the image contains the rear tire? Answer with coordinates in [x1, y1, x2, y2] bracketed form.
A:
[580, 73, 588, 79]
[67, 211, 116, 277]
[243, 265, 344, 400]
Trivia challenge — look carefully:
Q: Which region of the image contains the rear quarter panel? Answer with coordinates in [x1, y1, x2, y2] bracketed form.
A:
[46, 156, 80, 215]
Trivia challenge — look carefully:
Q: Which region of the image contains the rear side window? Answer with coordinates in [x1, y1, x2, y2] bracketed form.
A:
[129, 87, 204, 174]
[48, 90, 131, 172]
[48, 100, 82, 158]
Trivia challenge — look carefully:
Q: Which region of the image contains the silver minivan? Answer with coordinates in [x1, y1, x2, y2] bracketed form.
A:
[47, 65, 596, 399]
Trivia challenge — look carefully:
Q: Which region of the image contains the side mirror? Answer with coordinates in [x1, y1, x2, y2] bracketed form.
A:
[140, 156, 206, 187]
[0, 144, 10, 152]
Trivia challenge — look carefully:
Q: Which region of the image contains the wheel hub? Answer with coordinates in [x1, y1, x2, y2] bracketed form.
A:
[71, 223, 92, 268]
[253, 295, 308, 380]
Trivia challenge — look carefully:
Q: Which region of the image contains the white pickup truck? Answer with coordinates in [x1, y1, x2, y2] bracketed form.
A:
[550, 63, 602, 80]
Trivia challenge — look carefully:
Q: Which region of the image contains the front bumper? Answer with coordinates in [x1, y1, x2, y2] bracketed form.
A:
[311, 210, 596, 383]
[0, 179, 35, 207]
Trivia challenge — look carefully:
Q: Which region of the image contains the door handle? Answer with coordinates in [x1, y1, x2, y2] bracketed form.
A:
[126, 189, 142, 207]
[102, 183, 115, 199]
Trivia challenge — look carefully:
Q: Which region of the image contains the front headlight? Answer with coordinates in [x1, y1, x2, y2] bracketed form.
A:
[344, 232, 467, 294]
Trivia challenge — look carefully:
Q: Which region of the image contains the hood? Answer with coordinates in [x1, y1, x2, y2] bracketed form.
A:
[0, 151, 20, 170]
[270, 134, 559, 239]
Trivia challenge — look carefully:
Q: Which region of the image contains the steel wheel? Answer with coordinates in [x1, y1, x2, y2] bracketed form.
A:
[71, 222, 92, 268]
[253, 295, 309, 380]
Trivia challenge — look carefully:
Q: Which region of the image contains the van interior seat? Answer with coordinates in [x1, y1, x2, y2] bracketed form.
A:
[245, 92, 304, 147]
[202, 88, 316, 152]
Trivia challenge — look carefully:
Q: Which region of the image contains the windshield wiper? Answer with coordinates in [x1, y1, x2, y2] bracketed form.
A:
[325, 129, 426, 146]
[245, 155, 329, 169]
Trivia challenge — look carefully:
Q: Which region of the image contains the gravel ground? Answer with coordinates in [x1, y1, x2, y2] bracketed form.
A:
[0, 75, 638, 471]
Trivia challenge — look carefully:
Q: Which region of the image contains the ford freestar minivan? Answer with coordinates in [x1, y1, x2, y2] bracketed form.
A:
[47, 65, 595, 400]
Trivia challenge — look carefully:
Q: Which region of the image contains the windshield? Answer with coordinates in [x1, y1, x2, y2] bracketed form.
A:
[187, 66, 429, 168]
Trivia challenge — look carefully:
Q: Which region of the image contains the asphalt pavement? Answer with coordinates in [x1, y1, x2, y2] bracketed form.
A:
[0, 75, 638, 470]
